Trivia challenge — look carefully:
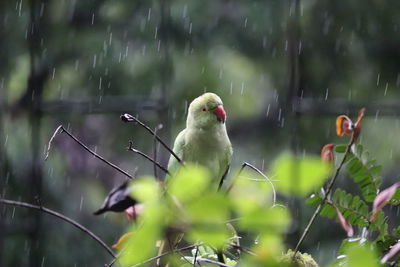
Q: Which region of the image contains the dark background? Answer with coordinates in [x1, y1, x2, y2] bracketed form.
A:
[1, 0, 400, 266]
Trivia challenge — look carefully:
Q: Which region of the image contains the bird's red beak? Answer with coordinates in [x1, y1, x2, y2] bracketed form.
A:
[214, 105, 226, 123]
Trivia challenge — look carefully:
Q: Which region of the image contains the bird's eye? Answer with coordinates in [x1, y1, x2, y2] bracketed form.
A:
[202, 108, 207, 112]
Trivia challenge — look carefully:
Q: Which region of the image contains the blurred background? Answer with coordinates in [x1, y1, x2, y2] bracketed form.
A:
[1, 0, 400, 266]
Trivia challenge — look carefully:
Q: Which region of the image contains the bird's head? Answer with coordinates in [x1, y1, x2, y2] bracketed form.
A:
[187, 92, 227, 129]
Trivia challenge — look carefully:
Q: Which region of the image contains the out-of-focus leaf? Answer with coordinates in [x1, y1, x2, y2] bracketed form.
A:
[168, 164, 211, 203]
[238, 206, 290, 234]
[272, 153, 331, 197]
[185, 193, 229, 224]
[345, 243, 379, 267]
[333, 240, 379, 267]
[187, 225, 230, 248]
[230, 170, 273, 214]
[130, 177, 161, 204]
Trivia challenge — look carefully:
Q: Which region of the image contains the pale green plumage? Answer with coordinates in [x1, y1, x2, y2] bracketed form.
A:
[167, 93, 233, 188]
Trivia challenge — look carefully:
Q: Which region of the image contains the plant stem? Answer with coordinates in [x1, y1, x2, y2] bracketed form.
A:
[293, 136, 355, 254]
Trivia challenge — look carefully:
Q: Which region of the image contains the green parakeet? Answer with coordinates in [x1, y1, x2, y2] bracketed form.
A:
[167, 92, 233, 189]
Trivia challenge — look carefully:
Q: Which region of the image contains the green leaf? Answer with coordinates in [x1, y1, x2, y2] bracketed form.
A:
[345, 147, 382, 202]
[344, 243, 379, 267]
[389, 188, 400, 205]
[331, 189, 370, 227]
[335, 144, 347, 153]
[332, 241, 379, 267]
[130, 177, 161, 203]
[272, 152, 331, 197]
[168, 164, 211, 204]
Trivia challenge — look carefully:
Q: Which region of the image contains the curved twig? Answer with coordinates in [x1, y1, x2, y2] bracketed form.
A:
[228, 162, 277, 205]
[129, 244, 196, 267]
[121, 113, 182, 165]
[0, 198, 116, 258]
[127, 141, 170, 175]
[45, 125, 134, 179]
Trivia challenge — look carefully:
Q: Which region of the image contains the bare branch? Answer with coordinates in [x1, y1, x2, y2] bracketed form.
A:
[196, 257, 230, 267]
[121, 113, 182, 165]
[129, 244, 196, 267]
[228, 162, 276, 205]
[0, 198, 116, 258]
[45, 125, 134, 179]
[127, 141, 170, 175]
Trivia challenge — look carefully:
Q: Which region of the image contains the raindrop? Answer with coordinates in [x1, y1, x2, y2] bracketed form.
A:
[376, 73, 380, 86]
[325, 88, 329, 100]
[41, 257, 45, 267]
[18, 0, 23, 17]
[189, 22, 192, 34]
[12, 207, 15, 218]
[147, 8, 152, 21]
[374, 110, 380, 122]
[79, 197, 84, 211]
[384, 82, 388, 96]
[298, 41, 302, 55]
[109, 32, 113, 46]
[154, 26, 158, 39]
[157, 40, 161, 52]
[93, 54, 97, 68]
[4, 134, 8, 146]
[266, 104, 270, 117]
[244, 17, 248, 28]
[241, 82, 244, 95]
[52, 68, 56, 79]
[142, 45, 146, 56]
[230, 82, 233, 94]
[278, 108, 282, 121]
[182, 4, 187, 18]
[74, 60, 80, 71]
[91, 13, 95, 25]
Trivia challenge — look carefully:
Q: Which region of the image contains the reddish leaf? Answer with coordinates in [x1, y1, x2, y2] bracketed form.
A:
[381, 240, 400, 264]
[125, 203, 145, 221]
[335, 207, 354, 237]
[112, 232, 134, 250]
[321, 144, 335, 163]
[336, 115, 353, 137]
[371, 182, 400, 222]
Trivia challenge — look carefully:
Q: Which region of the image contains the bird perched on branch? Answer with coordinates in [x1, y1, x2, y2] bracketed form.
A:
[158, 93, 233, 265]
[167, 92, 233, 189]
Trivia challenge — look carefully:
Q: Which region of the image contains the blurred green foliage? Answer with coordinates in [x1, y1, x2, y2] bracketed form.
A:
[1, 0, 400, 266]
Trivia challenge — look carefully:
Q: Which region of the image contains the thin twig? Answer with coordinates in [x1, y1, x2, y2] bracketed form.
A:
[193, 245, 199, 266]
[228, 162, 276, 205]
[0, 198, 116, 258]
[153, 124, 163, 179]
[45, 125, 134, 179]
[293, 136, 355, 254]
[229, 243, 256, 256]
[130, 244, 196, 267]
[196, 257, 231, 267]
[127, 141, 170, 175]
[121, 113, 183, 165]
